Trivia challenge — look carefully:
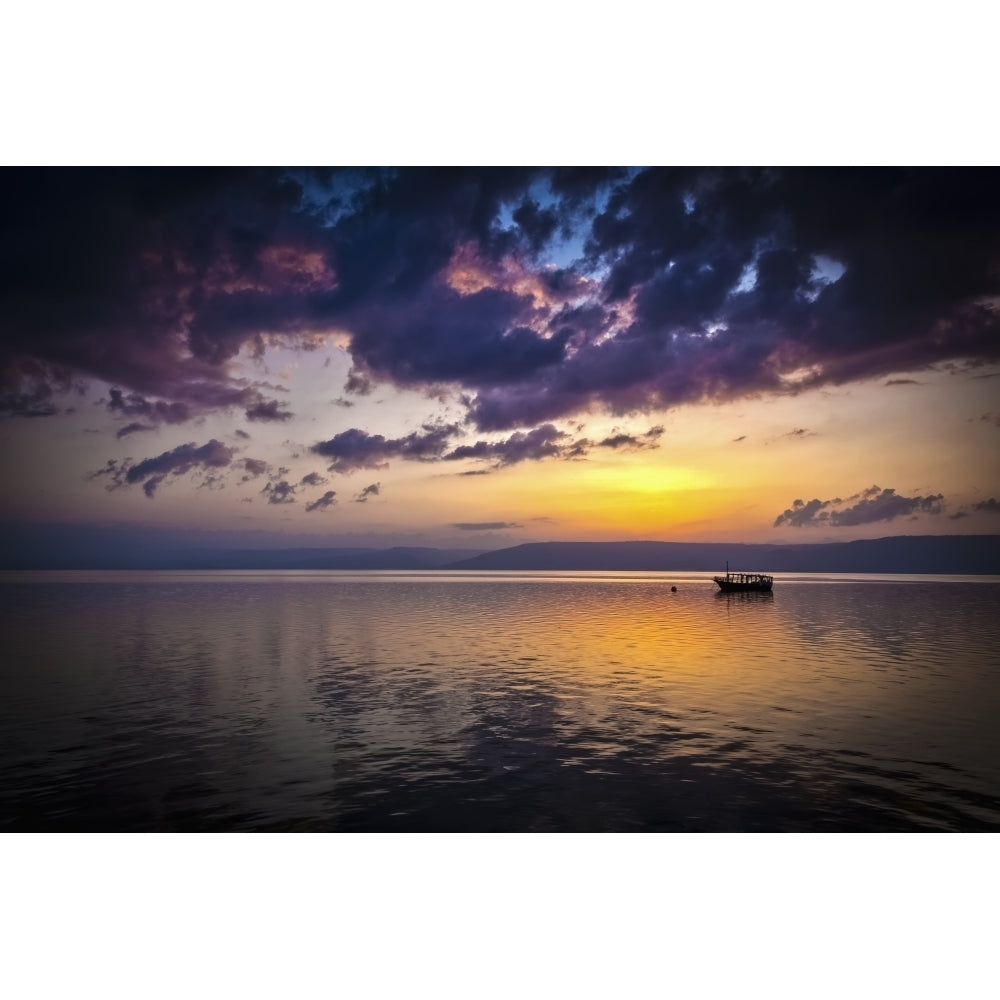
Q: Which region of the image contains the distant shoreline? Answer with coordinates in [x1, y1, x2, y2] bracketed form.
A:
[2, 532, 998, 575]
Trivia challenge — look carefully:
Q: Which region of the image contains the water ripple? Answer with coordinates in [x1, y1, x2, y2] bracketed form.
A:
[1, 572, 998, 830]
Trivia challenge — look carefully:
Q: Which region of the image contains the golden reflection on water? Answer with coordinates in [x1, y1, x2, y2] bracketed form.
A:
[290, 573, 1000, 776]
[2, 571, 999, 830]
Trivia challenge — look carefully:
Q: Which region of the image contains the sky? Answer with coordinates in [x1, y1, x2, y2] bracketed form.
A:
[2, 9, 998, 984]
[2, 166, 999, 551]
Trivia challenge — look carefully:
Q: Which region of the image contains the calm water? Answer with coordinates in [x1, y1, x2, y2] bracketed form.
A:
[2, 570, 999, 832]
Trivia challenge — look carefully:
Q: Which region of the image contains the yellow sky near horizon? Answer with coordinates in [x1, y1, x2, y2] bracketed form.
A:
[3, 353, 998, 547]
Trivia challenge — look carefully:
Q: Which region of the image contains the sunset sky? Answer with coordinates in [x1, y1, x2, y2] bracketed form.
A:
[2, 167, 999, 552]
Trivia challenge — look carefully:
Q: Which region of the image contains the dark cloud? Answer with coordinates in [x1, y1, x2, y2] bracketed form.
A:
[299, 471, 328, 487]
[87, 439, 235, 497]
[312, 423, 459, 474]
[443, 423, 569, 466]
[831, 489, 944, 526]
[468, 170, 1000, 430]
[142, 475, 166, 498]
[128, 439, 233, 488]
[1, 393, 58, 417]
[240, 458, 269, 481]
[4, 168, 998, 437]
[343, 368, 375, 396]
[311, 420, 664, 475]
[234, 429, 251, 439]
[245, 399, 293, 422]
[108, 388, 189, 426]
[595, 425, 664, 450]
[262, 479, 296, 504]
[305, 490, 337, 513]
[452, 521, 523, 530]
[775, 486, 945, 528]
[116, 422, 154, 438]
[548, 167, 627, 207]
[0, 169, 323, 425]
[84, 458, 123, 486]
[344, 289, 571, 393]
[885, 378, 921, 386]
[354, 482, 380, 502]
[853, 485, 883, 501]
[0, 360, 64, 417]
[440, 422, 663, 468]
[197, 473, 226, 491]
[312, 418, 666, 475]
[973, 497, 1000, 513]
[512, 198, 559, 254]
[773, 497, 831, 528]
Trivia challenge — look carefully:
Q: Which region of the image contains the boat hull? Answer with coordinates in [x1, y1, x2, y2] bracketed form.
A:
[713, 578, 773, 593]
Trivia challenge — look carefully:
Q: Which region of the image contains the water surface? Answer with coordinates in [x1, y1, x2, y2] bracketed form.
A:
[2, 571, 998, 831]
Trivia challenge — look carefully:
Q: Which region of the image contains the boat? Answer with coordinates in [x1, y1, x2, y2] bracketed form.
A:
[713, 561, 773, 592]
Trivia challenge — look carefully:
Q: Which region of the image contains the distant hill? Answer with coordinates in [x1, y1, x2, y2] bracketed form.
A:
[0, 522, 484, 570]
[2, 520, 998, 573]
[447, 536, 1000, 575]
[175, 546, 484, 570]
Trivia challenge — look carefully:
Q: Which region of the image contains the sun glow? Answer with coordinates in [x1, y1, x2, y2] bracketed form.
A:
[578, 459, 716, 494]
[445, 452, 728, 540]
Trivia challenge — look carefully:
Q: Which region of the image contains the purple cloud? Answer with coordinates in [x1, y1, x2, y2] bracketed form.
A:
[108, 389, 189, 426]
[245, 399, 293, 422]
[85, 458, 122, 485]
[116, 422, 154, 438]
[830, 489, 944, 525]
[344, 288, 572, 392]
[0, 360, 62, 417]
[305, 490, 337, 512]
[443, 423, 569, 466]
[773, 498, 832, 528]
[775, 486, 946, 527]
[440, 422, 663, 468]
[4, 168, 999, 440]
[354, 482, 380, 502]
[595, 425, 664, 450]
[343, 368, 375, 396]
[240, 458, 269, 481]
[452, 521, 523, 530]
[310, 420, 664, 476]
[300, 471, 328, 487]
[127, 439, 234, 494]
[312, 423, 459, 474]
[142, 475, 166, 498]
[87, 439, 235, 497]
[262, 480, 296, 504]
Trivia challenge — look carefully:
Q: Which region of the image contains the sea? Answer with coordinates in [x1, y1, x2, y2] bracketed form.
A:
[2, 569, 998, 832]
